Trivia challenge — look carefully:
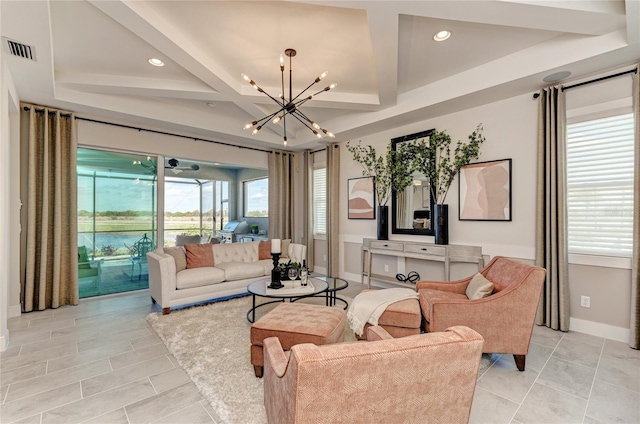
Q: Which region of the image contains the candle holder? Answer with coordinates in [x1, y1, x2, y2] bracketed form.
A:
[269, 252, 283, 289]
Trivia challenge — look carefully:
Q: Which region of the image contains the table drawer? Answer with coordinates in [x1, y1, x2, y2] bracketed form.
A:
[370, 241, 404, 252]
[404, 243, 446, 256]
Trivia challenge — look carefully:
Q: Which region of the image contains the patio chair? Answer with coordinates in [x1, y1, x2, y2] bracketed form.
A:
[78, 245, 102, 287]
[129, 233, 154, 280]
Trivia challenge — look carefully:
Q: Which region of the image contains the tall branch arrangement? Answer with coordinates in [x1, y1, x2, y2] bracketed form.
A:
[346, 141, 414, 207]
[410, 124, 485, 204]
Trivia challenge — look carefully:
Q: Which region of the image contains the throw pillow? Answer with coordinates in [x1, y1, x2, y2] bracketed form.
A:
[281, 239, 291, 258]
[466, 273, 494, 300]
[164, 246, 187, 272]
[258, 240, 272, 260]
[184, 244, 214, 269]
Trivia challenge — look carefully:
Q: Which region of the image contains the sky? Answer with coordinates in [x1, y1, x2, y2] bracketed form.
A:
[78, 175, 268, 213]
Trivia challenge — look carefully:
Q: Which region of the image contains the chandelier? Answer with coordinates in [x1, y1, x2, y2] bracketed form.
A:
[242, 48, 336, 146]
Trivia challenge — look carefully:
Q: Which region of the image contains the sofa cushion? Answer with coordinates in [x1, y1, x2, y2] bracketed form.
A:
[176, 266, 225, 289]
[288, 242, 306, 263]
[466, 273, 494, 300]
[419, 288, 467, 321]
[213, 242, 259, 264]
[257, 259, 273, 275]
[185, 244, 214, 269]
[281, 239, 290, 258]
[258, 240, 272, 260]
[164, 247, 187, 272]
[215, 262, 266, 281]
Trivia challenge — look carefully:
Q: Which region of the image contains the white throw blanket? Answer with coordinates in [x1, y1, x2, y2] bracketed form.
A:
[347, 288, 419, 337]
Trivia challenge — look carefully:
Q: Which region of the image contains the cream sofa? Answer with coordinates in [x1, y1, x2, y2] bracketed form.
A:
[147, 240, 306, 314]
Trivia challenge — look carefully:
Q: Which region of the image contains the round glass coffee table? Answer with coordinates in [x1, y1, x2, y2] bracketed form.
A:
[246, 276, 328, 323]
[312, 276, 349, 309]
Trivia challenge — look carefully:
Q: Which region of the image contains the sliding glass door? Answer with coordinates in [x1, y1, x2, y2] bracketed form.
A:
[77, 148, 157, 298]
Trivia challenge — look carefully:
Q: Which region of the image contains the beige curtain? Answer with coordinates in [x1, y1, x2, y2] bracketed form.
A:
[630, 69, 639, 349]
[326, 144, 340, 277]
[535, 87, 570, 331]
[23, 106, 78, 312]
[268, 151, 293, 240]
[303, 151, 314, 270]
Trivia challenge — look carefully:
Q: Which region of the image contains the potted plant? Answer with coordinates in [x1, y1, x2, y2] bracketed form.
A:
[251, 224, 259, 235]
[410, 124, 485, 244]
[347, 141, 414, 240]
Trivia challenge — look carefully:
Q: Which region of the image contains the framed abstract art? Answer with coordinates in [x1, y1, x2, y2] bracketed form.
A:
[459, 158, 512, 221]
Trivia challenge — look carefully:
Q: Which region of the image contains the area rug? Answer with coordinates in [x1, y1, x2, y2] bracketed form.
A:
[146, 295, 355, 424]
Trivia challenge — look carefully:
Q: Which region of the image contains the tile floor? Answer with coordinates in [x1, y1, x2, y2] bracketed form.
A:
[1, 284, 639, 424]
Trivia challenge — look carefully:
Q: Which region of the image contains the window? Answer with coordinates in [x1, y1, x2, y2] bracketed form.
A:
[215, 180, 230, 231]
[164, 178, 214, 243]
[313, 167, 326, 234]
[244, 178, 268, 217]
[566, 112, 634, 257]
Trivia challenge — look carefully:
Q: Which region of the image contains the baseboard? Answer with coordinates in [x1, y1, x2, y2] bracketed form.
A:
[341, 271, 361, 284]
[9, 304, 21, 318]
[313, 265, 327, 276]
[569, 317, 630, 343]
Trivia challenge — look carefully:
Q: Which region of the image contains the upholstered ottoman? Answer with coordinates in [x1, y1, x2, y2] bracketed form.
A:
[250, 302, 346, 377]
[355, 289, 422, 340]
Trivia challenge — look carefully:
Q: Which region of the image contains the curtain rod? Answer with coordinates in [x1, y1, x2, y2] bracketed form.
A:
[74, 116, 275, 154]
[22, 106, 72, 118]
[22, 106, 276, 154]
[310, 144, 339, 154]
[532, 67, 638, 99]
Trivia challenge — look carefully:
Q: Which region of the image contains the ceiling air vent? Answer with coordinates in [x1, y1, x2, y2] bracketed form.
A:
[2, 37, 36, 61]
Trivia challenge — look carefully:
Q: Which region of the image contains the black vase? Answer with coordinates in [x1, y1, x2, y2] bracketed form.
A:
[377, 205, 389, 240]
[434, 204, 449, 245]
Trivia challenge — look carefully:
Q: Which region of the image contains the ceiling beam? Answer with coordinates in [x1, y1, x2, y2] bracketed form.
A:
[87, 0, 296, 141]
[366, 6, 399, 108]
[291, 0, 625, 36]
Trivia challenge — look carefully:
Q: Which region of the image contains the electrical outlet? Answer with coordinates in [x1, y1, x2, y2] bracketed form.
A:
[323, 255, 327, 262]
[384, 264, 389, 272]
[581, 296, 591, 308]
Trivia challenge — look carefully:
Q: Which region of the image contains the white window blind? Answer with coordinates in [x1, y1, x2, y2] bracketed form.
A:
[566, 113, 634, 257]
[313, 167, 326, 234]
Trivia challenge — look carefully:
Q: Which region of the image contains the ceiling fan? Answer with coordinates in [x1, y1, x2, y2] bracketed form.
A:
[134, 157, 200, 175]
[166, 158, 200, 174]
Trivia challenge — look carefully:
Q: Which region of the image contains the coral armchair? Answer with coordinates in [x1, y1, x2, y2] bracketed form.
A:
[263, 325, 484, 424]
[416, 256, 546, 371]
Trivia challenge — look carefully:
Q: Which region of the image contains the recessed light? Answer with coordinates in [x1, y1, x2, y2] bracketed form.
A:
[206, 102, 216, 108]
[148, 58, 165, 67]
[543, 71, 572, 83]
[433, 30, 451, 42]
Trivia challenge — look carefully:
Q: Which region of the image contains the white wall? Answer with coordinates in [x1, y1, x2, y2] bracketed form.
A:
[1, 55, 20, 349]
[340, 92, 538, 259]
[339, 85, 633, 342]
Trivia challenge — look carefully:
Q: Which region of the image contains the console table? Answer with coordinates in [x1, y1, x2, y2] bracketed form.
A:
[361, 238, 483, 288]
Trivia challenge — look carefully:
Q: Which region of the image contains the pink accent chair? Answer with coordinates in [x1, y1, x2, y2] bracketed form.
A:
[417, 256, 546, 371]
[263, 325, 484, 424]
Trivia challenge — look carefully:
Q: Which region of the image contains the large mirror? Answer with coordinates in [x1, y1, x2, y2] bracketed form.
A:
[392, 129, 435, 236]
